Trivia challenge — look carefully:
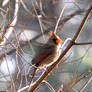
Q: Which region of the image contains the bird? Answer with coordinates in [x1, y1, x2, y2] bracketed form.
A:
[30, 31, 62, 85]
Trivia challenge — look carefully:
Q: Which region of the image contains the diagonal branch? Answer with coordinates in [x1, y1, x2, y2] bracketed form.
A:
[73, 5, 92, 41]
[79, 76, 92, 92]
[29, 5, 92, 92]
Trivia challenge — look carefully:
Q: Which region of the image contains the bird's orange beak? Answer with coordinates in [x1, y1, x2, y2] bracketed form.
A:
[56, 38, 61, 44]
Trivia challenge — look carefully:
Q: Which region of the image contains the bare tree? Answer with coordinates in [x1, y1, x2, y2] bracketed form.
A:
[0, 0, 92, 92]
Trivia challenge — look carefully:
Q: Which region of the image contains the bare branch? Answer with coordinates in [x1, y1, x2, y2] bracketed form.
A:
[74, 42, 92, 45]
[0, 0, 20, 46]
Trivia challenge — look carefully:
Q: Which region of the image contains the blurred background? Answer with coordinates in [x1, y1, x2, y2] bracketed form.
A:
[0, 0, 92, 92]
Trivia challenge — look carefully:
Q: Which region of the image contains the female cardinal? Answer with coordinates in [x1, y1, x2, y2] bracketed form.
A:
[30, 31, 62, 85]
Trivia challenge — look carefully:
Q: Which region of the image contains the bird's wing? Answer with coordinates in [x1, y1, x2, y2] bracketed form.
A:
[32, 45, 54, 66]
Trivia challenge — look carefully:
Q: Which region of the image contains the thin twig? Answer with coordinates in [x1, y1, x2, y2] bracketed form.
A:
[73, 5, 92, 41]
[42, 80, 55, 92]
[0, 8, 7, 13]
[54, 5, 66, 33]
[79, 76, 92, 92]
[18, 85, 29, 92]
[32, 1, 46, 43]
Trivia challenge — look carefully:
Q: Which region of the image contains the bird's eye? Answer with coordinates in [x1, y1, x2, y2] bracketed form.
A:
[53, 38, 57, 44]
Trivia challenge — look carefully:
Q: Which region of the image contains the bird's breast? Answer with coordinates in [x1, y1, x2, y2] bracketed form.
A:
[38, 47, 61, 67]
